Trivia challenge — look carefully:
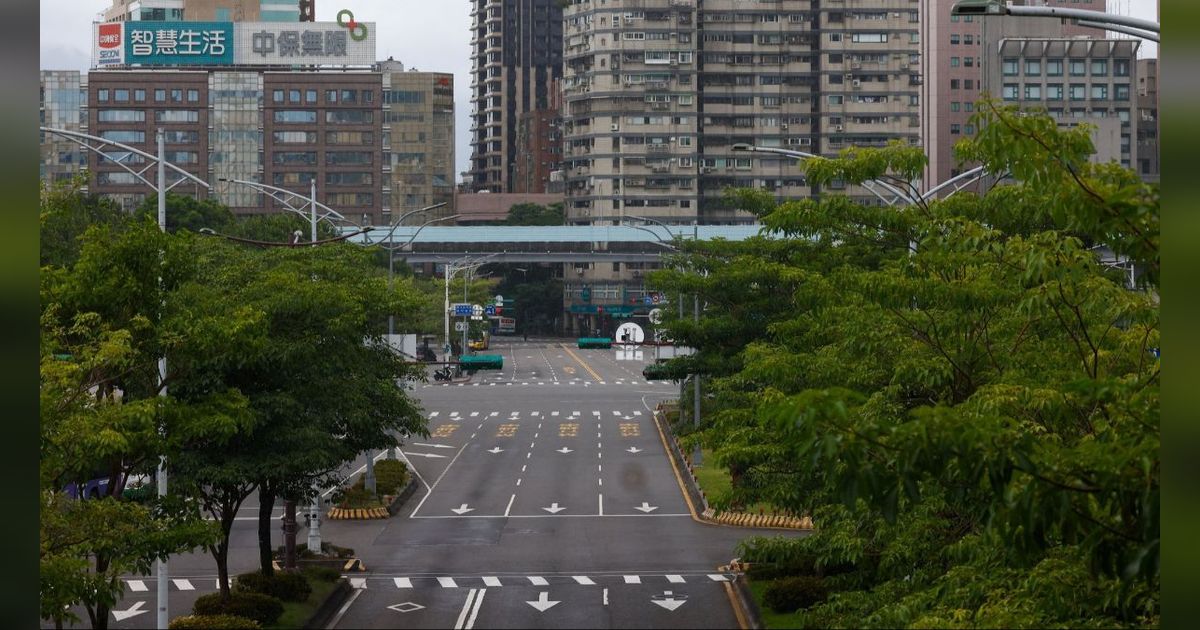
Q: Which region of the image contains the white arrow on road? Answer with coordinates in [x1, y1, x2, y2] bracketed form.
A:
[451, 504, 475, 515]
[651, 591, 688, 611]
[626, 447, 644, 454]
[112, 601, 148, 621]
[487, 447, 504, 454]
[635, 502, 658, 513]
[409, 442, 455, 449]
[403, 451, 448, 459]
[555, 447, 574, 454]
[526, 591, 560, 612]
[542, 503, 565, 514]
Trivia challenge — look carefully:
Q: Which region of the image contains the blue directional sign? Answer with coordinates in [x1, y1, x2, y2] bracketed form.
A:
[453, 303, 473, 316]
[485, 305, 496, 316]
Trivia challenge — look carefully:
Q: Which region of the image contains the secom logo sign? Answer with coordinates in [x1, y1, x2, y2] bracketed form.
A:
[95, 22, 125, 66]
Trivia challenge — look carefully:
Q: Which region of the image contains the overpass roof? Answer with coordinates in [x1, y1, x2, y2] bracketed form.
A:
[350, 224, 767, 246]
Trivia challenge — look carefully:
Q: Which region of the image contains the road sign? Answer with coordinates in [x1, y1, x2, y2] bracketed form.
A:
[652, 293, 661, 304]
[472, 304, 484, 316]
[452, 303, 472, 316]
[615, 322, 645, 344]
[455, 321, 468, 332]
[485, 305, 496, 316]
[494, 294, 504, 304]
[471, 315, 483, 321]
[648, 308, 663, 325]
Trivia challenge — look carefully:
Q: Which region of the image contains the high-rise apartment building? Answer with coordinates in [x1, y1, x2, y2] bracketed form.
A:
[560, 0, 922, 227]
[513, 77, 563, 194]
[103, 0, 302, 22]
[467, 0, 564, 193]
[40, 71, 88, 188]
[379, 59, 458, 222]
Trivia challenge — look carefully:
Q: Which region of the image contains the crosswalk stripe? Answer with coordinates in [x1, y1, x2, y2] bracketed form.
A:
[528, 576, 548, 586]
[172, 579, 194, 591]
[708, 574, 730, 581]
[612, 411, 621, 416]
[633, 411, 643, 416]
[437, 577, 458, 588]
[395, 578, 413, 588]
[666, 575, 685, 583]
[470, 412, 479, 417]
[482, 576, 502, 587]
[573, 576, 596, 585]
[623, 575, 641, 584]
[127, 580, 147, 592]
[429, 412, 439, 418]
[351, 578, 367, 589]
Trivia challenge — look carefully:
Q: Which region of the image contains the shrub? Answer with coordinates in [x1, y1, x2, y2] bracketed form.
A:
[274, 541, 355, 560]
[373, 460, 409, 495]
[192, 592, 284, 626]
[168, 614, 261, 629]
[302, 565, 343, 583]
[234, 571, 312, 603]
[763, 576, 829, 614]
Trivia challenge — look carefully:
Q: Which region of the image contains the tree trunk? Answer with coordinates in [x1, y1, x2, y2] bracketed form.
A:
[284, 498, 298, 569]
[257, 483, 276, 576]
[91, 553, 110, 630]
[212, 507, 236, 600]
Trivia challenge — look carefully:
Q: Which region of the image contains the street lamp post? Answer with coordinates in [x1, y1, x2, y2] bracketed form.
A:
[950, 0, 1159, 42]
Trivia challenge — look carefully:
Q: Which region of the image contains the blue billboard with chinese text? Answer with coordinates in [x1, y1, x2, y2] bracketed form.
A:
[124, 22, 234, 66]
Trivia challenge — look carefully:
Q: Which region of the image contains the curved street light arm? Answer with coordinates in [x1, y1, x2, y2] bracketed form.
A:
[1075, 20, 1158, 42]
[218, 177, 361, 230]
[371, 202, 449, 247]
[625, 214, 682, 242]
[380, 214, 462, 251]
[40, 127, 210, 192]
[731, 144, 909, 206]
[1004, 5, 1159, 34]
[620, 222, 680, 250]
[921, 165, 989, 201]
[197, 226, 373, 247]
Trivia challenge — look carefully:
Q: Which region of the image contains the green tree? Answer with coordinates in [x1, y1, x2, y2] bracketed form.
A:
[135, 193, 236, 234]
[40, 218, 252, 629]
[226, 212, 340, 243]
[39, 176, 131, 268]
[649, 103, 1158, 627]
[167, 238, 428, 593]
[505, 202, 564, 226]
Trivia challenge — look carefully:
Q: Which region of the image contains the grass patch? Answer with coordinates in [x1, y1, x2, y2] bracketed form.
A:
[691, 448, 775, 514]
[266, 575, 338, 629]
[748, 579, 804, 629]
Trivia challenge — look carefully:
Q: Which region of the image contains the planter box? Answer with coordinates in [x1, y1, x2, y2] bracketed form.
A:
[303, 578, 351, 630]
[385, 476, 419, 516]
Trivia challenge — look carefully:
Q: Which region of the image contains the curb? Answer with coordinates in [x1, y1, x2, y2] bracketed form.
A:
[655, 403, 814, 532]
[302, 577, 352, 630]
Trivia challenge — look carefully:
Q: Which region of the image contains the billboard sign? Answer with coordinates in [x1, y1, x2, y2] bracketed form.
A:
[234, 22, 376, 65]
[91, 21, 375, 68]
[94, 22, 125, 67]
[125, 22, 234, 66]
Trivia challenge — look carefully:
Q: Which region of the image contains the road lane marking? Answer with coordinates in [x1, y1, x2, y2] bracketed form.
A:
[667, 575, 686, 583]
[483, 576, 502, 587]
[453, 588, 477, 629]
[598, 493, 603, 515]
[624, 575, 641, 584]
[573, 576, 596, 585]
[604, 588, 609, 606]
[409, 438, 473, 517]
[561, 344, 604, 381]
[439, 577, 459, 588]
[127, 580, 147, 592]
[465, 588, 486, 629]
[350, 578, 366, 589]
[528, 576, 548, 586]
[327, 586, 363, 628]
[708, 574, 731, 581]
[172, 579, 194, 591]
[394, 577, 413, 588]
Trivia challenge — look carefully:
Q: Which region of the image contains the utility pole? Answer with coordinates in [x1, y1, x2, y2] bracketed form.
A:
[155, 128, 169, 630]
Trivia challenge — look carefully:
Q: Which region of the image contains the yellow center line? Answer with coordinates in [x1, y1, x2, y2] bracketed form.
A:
[560, 343, 604, 382]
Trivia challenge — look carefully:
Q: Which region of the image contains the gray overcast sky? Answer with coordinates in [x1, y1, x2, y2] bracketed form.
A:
[39, 0, 1159, 180]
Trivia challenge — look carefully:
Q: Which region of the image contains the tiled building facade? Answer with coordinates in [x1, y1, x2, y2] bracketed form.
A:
[39, 71, 88, 188]
[380, 59, 458, 222]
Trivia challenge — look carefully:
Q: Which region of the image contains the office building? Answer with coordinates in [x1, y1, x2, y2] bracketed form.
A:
[921, 0, 1110, 189]
[379, 59, 457, 222]
[467, 0, 564, 193]
[40, 70, 88, 189]
[513, 77, 563, 194]
[1136, 57, 1158, 182]
[103, 0, 302, 23]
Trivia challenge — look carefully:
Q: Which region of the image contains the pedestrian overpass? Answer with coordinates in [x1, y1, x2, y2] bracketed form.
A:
[345, 225, 766, 263]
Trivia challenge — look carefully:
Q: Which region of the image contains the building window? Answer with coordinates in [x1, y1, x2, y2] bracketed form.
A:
[829, 33, 842, 42]
[1069, 59, 1086, 76]
[1070, 84, 1086, 100]
[950, 34, 960, 44]
[1002, 58, 1019, 76]
[155, 89, 165, 102]
[964, 102, 974, 112]
[1091, 59, 1108, 76]
[828, 94, 843, 104]
[951, 56, 960, 67]
[326, 110, 374, 124]
[1092, 84, 1108, 99]
[272, 131, 318, 143]
[273, 90, 284, 103]
[1002, 84, 1019, 100]
[99, 130, 145, 143]
[325, 151, 373, 165]
[362, 90, 374, 103]
[1047, 59, 1063, 76]
[964, 79, 974, 90]
[950, 79, 960, 90]
[272, 151, 317, 165]
[326, 90, 337, 103]
[964, 124, 975, 135]
[187, 89, 199, 102]
[950, 124, 961, 135]
[964, 57, 974, 67]
[305, 89, 317, 103]
[1115, 84, 1130, 100]
[154, 110, 199, 123]
[1025, 60, 1041, 76]
[273, 110, 317, 123]
[950, 101, 960, 112]
[340, 89, 357, 103]
[964, 34, 974, 45]
[325, 172, 374, 185]
[1047, 84, 1064, 100]
[289, 89, 301, 103]
[1114, 59, 1130, 77]
[97, 89, 108, 102]
[1025, 84, 1042, 99]
[113, 88, 129, 102]
[134, 89, 145, 102]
